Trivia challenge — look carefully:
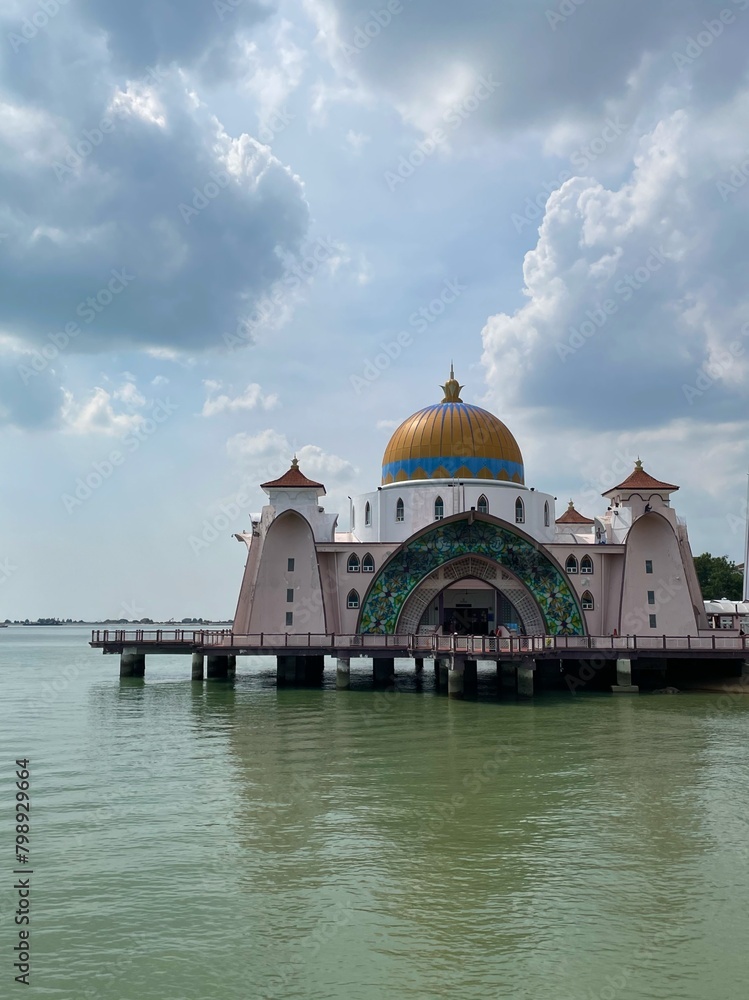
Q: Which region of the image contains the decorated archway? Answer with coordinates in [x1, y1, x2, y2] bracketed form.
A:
[357, 513, 585, 635]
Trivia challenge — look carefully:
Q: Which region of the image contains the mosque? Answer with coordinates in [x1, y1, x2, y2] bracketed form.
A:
[232, 367, 711, 641]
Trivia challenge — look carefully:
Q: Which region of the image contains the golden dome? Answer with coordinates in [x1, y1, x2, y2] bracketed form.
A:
[382, 368, 524, 485]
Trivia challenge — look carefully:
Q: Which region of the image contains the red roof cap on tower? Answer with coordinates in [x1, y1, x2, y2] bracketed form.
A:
[556, 500, 595, 525]
[261, 457, 325, 492]
[607, 459, 678, 494]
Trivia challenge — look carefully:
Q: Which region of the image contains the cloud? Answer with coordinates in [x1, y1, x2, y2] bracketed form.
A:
[0, 4, 311, 358]
[481, 107, 749, 431]
[226, 428, 356, 484]
[201, 380, 279, 416]
[61, 383, 148, 436]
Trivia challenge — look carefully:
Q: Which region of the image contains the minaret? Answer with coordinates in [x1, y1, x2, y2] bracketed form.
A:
[744, 470, 749, 602]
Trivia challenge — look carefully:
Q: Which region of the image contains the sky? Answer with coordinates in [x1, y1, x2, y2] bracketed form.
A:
[1, 0, 749, 620]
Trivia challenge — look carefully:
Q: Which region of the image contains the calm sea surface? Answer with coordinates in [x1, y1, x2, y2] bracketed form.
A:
[1, 626, 749, 999]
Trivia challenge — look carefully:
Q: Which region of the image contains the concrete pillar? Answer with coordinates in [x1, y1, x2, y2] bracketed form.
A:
[191, 653, 205, 681]
[464, 660, 478, 695]
[373, 657, 394, 688]
[517, 658, 535, 698]
[227, 655, 237, 678]
[612, 657, 639, 694]
[336, 657, 351, 690]
[437, 658, 450, 694]
[498, 662, 516, 696]
[448, 661, 465, 699]
[414, 657, 424, 673]
[302, 655, 325, 685]
[276, 655, 298, 686]
[207, 655, 230, 680]
[120, 651, 145, 678]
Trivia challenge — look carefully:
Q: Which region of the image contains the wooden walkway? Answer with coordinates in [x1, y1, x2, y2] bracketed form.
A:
[90, 630, 749, 660]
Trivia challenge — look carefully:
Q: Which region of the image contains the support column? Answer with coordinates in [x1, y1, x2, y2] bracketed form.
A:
[120, 651, 145, 678]
[373, 657, 394, 688]
[516, 658, 535, 698]
[277, 655, 298, 686]
[336, 657, 351, 690]
[498, 662, 516, 696]
[207, 654, 230, 680]
[414, 658, 424, 674]
[448, 660, 465, 700]
[302, 655, 325, 685]
[437, 657, 450, 694]
[191, 653, 205, 681]
[464, 660, 478, 695]
[612, 657, 639, 694]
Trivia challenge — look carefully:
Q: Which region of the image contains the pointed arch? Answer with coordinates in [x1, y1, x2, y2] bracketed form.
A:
[544, 501, 550, 527]
[565, 555, 578, 574]
[362, 553, 375, 573]
[347, 589, 360, 609]
[581, 590, 594, 610]
[477, 494, 489, 514]
[347, 553, 360, 573]
[434, 496, 444, 520]
[395, 497, 405, 522]
[515, 497, 525, 524]
[364, 501, 371, 526]
[580, 554, 594, 575]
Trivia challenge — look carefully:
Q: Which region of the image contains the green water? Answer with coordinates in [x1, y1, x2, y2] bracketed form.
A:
[1, 627, 748, 999]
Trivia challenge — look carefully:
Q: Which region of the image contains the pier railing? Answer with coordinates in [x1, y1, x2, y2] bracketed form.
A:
[90, 630, 749, 655]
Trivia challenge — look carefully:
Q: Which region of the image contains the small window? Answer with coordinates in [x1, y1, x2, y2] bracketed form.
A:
[544, 501, 550, 527]
[286, 589, 294, 603]
[649, 614, 657, 628]
[287, 558, 295, 572]
[362, 553, 375, 573]
[365, 501, 371, 527]
[647, 590, 655, 606]
[515, 497, 525, 524]
[285, 612, 293, 627]
[645, 560, 653, 574]
[477, 494, 488, 514]
[396, 497, 404, 522]
[580, 555, 593, 575]
[434, 496, 444, 520]
[347, 590, 360, 609]
[565, 555, 578, 575]
[347, 554, 360, 573]
[582, 591, 594, 610]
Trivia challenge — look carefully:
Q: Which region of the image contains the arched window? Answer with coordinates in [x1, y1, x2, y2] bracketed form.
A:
[362, 553, 375, 573]
[347, 553, 360, 573]
[565, 555, 578, 575]
[477, 494, 489, 514]
[395, 497, 404, 522]
[580, 555, 594, 575]
[515, 497, 525, 524]
[544, 501, 550, 527]
[581, 591, 594, 610]
[365, 502, 371, 526]
[347, 589, 360, 609]
[434, 496, 444, 520]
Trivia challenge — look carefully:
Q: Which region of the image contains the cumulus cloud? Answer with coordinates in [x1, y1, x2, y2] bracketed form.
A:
[0, 2, 311, 366]
[201, 380, 279, 416]
[226, 428, 356, 484]
[481, 106, 749, 430]
[61, 382, 148, 436]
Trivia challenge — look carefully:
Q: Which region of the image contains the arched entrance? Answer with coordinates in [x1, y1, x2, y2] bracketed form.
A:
[357, 513, 584, 635]
[397, 556, 545, 635]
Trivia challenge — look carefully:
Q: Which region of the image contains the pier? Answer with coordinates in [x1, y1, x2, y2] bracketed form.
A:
[90, 630, 749, 697]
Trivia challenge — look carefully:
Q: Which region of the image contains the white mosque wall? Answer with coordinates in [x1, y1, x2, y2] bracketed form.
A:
[350, 482, 558, 545]
[619, 514, 700, 635]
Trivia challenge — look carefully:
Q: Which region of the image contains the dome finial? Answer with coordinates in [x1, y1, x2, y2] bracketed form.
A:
[440, 364, 464, 403]
[291, 455, 299, 469]
[635, 457, 643, 471]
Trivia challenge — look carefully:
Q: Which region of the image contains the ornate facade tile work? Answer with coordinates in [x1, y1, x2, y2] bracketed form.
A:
[358, 518, 584, 635]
